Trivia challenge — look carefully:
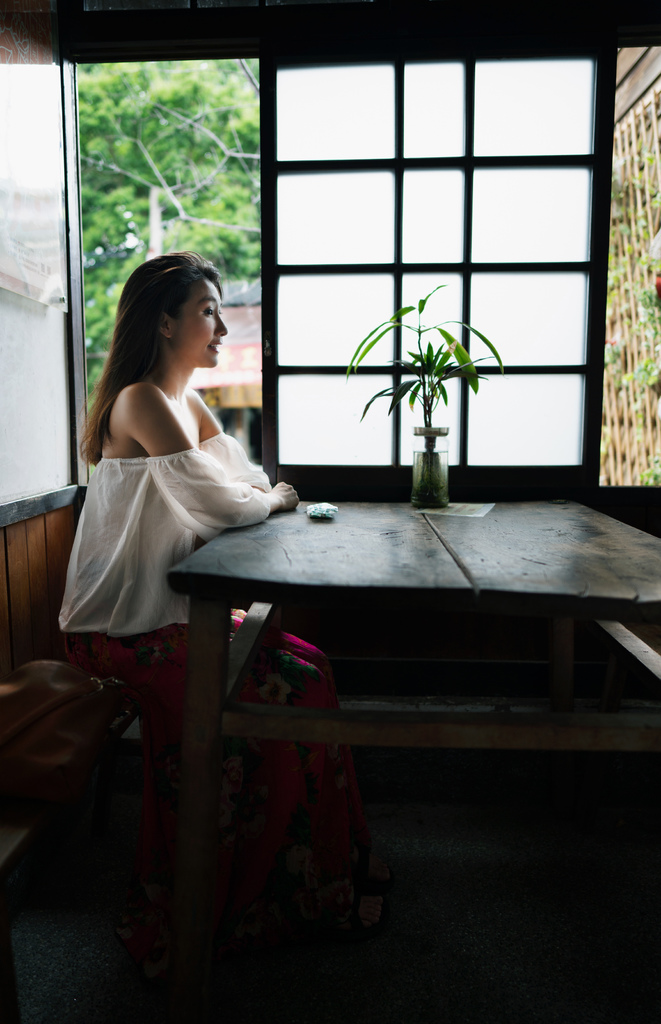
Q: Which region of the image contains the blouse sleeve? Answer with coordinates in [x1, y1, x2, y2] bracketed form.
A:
[199, 432, 271, 491]
[147, 447, 271, 542]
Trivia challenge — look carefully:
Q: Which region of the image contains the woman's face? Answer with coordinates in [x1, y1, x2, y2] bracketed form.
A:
[159, 277, 227, 369]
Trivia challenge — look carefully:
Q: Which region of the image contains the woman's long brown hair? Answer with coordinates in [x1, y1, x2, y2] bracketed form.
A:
[81, 251, 222, 465]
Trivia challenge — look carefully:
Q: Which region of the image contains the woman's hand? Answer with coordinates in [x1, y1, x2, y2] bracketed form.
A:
[267, 482, 299, 514]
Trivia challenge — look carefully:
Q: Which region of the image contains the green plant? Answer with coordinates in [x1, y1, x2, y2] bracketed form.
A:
[638, 286, 661, 351]
[641, 454, 661, 486]
[346, 285, 504, 428]
[620, 288, 661, 402]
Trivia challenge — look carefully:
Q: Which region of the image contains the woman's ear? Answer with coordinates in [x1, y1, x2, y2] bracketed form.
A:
[159, 312, 173, 339]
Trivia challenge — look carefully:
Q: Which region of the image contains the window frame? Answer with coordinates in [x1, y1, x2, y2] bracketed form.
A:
[260, 43, 617, 501]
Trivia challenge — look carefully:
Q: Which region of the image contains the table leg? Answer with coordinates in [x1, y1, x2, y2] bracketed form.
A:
[169, 596, 230, 1024]
[550, 617, 575, 814]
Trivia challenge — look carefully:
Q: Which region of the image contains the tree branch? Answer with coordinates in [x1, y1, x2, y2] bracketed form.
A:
[152, 101, 260, 161]
[236, 58, 259, 98]
[230, 124, 260, 190]
[81, 153, 155, 191]
[135, 136, 189, 219]
[82, 151, 260, 234]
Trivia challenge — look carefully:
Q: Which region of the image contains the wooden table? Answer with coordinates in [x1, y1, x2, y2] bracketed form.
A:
[166, 500, 661, 1022]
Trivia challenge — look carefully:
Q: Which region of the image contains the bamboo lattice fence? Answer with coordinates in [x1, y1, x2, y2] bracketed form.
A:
[602, 80, 661, 485]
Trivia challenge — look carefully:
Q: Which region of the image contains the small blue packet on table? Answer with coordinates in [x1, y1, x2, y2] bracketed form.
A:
[305, 503, 338, 520]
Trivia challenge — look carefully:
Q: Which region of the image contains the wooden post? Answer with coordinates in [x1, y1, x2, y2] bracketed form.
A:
[168, 596, 230, 1024]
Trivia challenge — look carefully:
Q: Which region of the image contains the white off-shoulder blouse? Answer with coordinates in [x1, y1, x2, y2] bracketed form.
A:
[59, 432, 272, 637]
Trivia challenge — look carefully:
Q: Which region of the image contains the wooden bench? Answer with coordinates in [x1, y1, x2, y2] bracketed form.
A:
[588, 620, 661, 701]
[573, 620, 661, 820]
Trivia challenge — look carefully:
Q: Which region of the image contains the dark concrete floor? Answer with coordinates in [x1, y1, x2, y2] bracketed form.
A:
[8, 747, 661, 1024]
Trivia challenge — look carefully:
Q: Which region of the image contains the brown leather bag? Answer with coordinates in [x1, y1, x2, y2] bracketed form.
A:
[0, 660, 123, 803]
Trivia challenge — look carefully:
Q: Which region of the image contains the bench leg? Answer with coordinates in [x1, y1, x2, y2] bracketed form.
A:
[0, 887, 21, 1024]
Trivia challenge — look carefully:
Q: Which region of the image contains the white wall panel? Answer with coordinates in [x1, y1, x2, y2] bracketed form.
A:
[0, 288, 69, 502]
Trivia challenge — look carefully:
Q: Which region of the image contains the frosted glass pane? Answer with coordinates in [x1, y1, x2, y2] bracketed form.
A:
[277, 65, 394, 160]
[403, 171, 464, 263]
[400, 377, 460, 466]
[278, 275, 394, 366]
[278, 173, 395, 265]
[279, 375, 392, 464]
[404, 63, 465, 157]
[468, 374, 584, 465]
[474, 60, 594, 156]
[470, 273, 587, 366]
[401, 274, 463, 334]
[472, 169, 591, 263]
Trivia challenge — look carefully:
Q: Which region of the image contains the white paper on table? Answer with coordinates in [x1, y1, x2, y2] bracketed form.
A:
[417, 502, 495, 517]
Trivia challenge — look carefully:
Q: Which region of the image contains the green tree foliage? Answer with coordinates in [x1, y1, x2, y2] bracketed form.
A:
[78, 59, 260, 384]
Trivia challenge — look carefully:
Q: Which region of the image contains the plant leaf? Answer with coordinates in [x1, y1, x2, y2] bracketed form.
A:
[346, 323, 396, 377]
[467, 326, 505, 372]
[443, 321, 505, 372]
[445, 366, 485, 393]
[434, 348, 453, 371]
[450, 343, 480, 393]
[452, 341, 472, 366]
[387, 378, 418, 415]
[418, 284, 447, 316]
[408, 381, 423, 409]
[444, 367, 486, 382]
[437, 327, 458, 349]
[359, 386, 397, 421]
[390, 305, 415, 321]
[395, 359, 422, 375]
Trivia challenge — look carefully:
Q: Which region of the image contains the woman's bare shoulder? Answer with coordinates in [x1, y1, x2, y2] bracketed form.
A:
[114, 381, 168, 410]
[107, 383, 196, 458]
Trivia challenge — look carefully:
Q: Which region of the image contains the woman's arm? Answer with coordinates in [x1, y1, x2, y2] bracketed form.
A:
[188, 388, 299, 513]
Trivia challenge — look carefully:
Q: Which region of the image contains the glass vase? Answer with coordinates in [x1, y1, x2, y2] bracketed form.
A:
[411, 427, 449, 508]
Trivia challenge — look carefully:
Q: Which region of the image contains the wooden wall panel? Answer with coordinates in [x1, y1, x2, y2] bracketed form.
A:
[26, 515, 51, 660]
[6, 521, 33, 668]
[0, 530, 11, 676]
[45, 505, 74, 662]
[0, 498, 76, 674]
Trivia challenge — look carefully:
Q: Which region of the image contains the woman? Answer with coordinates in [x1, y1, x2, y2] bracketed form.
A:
[59, 252, 390, 982]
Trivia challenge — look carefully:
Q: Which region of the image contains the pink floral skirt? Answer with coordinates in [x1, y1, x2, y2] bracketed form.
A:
[65, 614, 370, 980]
